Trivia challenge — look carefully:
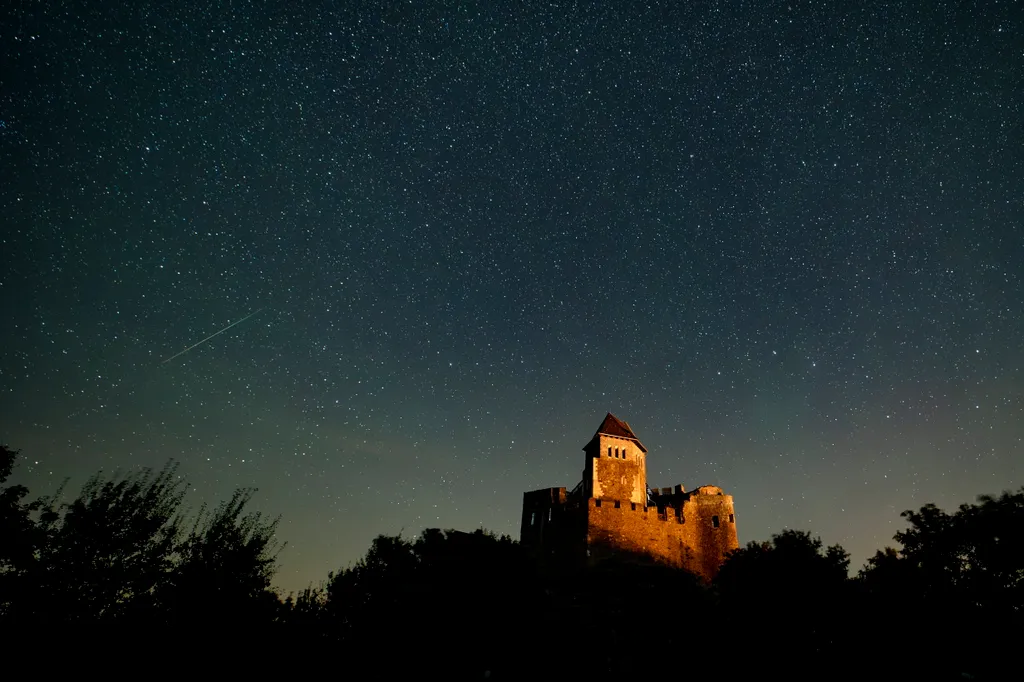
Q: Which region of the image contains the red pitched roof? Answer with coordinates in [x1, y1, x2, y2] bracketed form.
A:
[591, 412, 647, 451]
[595, 412, 636, 439]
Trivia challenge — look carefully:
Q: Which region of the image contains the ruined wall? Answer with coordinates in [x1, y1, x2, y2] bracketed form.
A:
[520, 488, 587, 564]
[681, 488, 739, 580]
[521, 488, 566, 549]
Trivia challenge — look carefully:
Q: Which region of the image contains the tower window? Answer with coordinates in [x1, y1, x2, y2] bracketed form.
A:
[530, 512, 536, 526]
[712, 515, 720, 528]
[595, 499, 602, 507]
[607, 447, 612, 457]
[548, 508, 552, 522]
[614, 500, 620, 508]
[729, 514, 735, 523]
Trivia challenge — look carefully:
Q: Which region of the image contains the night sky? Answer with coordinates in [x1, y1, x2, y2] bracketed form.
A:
[2, 2, 1021, 593]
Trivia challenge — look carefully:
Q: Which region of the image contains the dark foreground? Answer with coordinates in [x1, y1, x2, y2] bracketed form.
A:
[2, 447, 1020, 680]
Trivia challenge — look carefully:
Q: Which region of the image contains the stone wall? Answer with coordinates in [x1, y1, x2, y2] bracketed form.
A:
[520, 487, 566, 549]
[585, 492, 738, 580]
[684, 490, 740, 580]
[521, 488, 587, 564]
[583, 434, 647, 505]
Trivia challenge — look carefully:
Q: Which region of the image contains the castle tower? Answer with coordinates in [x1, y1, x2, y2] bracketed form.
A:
[522, 412, 739, 580]
[581, 413, 648, 505]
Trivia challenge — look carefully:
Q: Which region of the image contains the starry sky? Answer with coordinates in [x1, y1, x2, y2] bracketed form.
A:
[2, 1, 1021, 592]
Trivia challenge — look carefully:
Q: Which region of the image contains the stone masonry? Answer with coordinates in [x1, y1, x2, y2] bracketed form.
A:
[520, 413, 739, 581]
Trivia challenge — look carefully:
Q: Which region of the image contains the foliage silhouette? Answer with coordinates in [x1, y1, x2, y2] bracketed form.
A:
[1, 443, 1022, 680]
[157, 488, 283, 630]
[858, 488, 1024, 679]
[714, 529, 854, 673]
[24, 461, 186, 623]
[0, 445, 45, 616]
[0, 449, 284, 651]
[0, 445, 40, 574]
[322, 529, 532, 675]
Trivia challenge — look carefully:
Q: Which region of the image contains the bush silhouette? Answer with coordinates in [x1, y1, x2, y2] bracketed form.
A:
[0, 450, 283, 651]
[1, 444, 1022, 679]
[859, 488, 1024, 679]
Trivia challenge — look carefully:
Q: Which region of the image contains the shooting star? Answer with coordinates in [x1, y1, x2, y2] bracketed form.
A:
[161, 308, 264, 364]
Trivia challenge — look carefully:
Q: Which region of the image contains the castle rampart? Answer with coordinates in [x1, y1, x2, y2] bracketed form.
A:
[586, 490, 737, 577]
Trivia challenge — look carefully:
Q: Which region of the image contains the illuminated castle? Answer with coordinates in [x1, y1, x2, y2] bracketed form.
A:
[520, 413, 739, 580]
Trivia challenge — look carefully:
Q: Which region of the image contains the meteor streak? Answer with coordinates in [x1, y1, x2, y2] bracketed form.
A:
[161, 308, 264, 364]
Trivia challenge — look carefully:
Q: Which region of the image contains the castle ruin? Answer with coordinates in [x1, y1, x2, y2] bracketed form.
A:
[520, 413, 739, 580]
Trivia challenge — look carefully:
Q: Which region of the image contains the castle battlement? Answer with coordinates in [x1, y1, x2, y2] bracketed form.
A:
[589, 497, 685, 521]
[521, 413, 739, 580]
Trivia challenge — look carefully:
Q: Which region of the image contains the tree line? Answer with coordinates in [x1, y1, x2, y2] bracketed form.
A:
[1, 444, 1020, 679]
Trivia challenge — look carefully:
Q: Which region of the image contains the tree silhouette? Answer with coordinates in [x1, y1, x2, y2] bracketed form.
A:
[895, 491, 1024, 614]
[859, 489, 1024, 679]
[0, 453, 287, 653]
[5, 441, 1023, 678]
[282, 583, 329, 643]
[322, 529, 535, 676]
[157, 488, 283, 633]
[22, 462, 185, 624]
[0, 446, 44, 618]
[325, 533, 418, 630]
[715, 530, 852, 671]
[0, 446, 39, 573]
[716, 529, 850, 601]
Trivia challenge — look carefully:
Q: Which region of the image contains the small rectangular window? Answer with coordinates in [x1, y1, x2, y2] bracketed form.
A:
[729, 514, 735, 523]
[614, 500, 620, 508]
[630, 503, 636, 511]
[712, 515, 720, 528]
[595, 499, 602, 507]
[531, 512, 536, 526]
[607, 447, 612, 457]
[548, 508, 553, 522]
